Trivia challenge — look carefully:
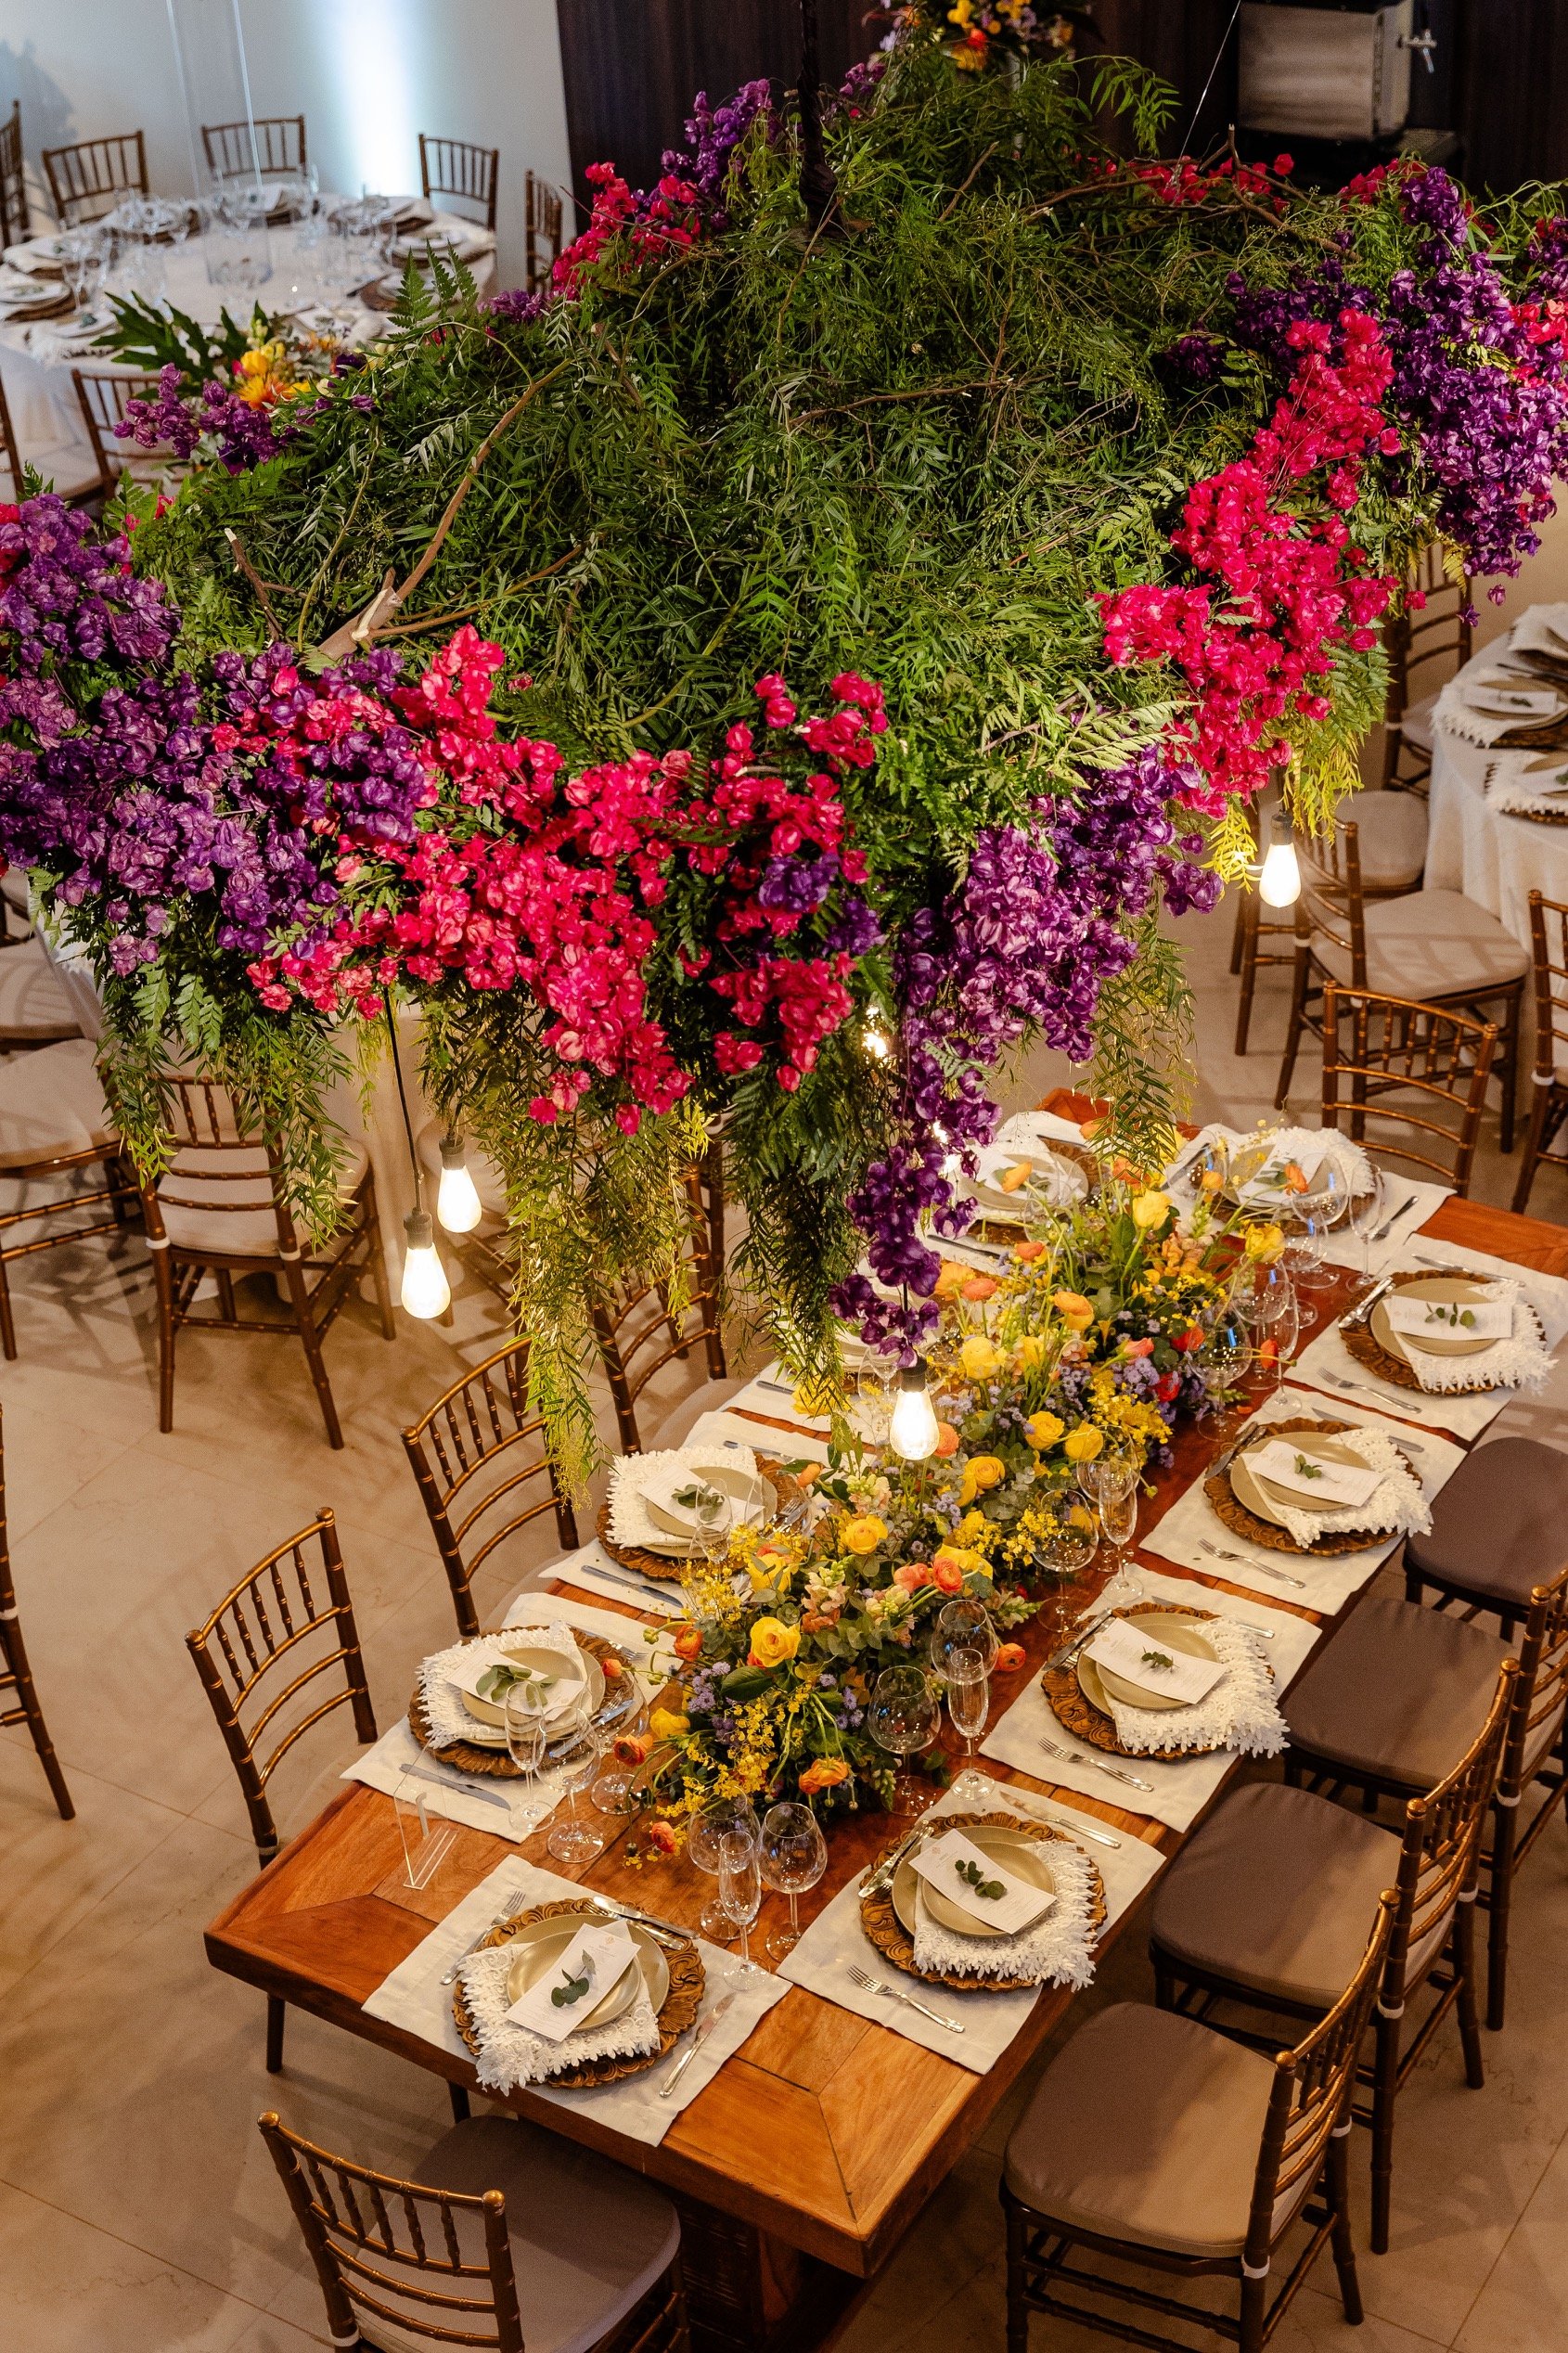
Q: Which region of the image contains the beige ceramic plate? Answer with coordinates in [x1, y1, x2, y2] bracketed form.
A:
[1372, 1275, 1500, 1363]
[501, 1914, 668, 2035]
[1078, 1611, 1219, 1716]
[456, 1640, 605, 1738]
[892, 1821, 1056, 1942]
[637, 1462, 771, 1555]
[1231, 1430, 1380, 1532]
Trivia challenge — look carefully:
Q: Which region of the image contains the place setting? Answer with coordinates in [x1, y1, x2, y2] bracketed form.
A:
[599, 1443, 780, 1582]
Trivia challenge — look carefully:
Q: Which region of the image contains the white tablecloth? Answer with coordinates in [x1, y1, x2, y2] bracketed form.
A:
[1429, 609, 1568, 945]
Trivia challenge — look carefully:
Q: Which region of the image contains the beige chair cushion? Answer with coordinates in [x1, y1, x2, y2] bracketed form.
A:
[1396, 690, 1439, 753]
[1339, 793, 1429, 892]
[1004, 2003, 1313, 2258]
[1314, 888, 1530, 999]
[0, 938, 83, 1043]
[155, 1138, 367, 1257]
[1406, 1437, 1568, 1610]
[1150, 1781, 1447, 2012]
[1283, 1595, 1508, 1793]
[0, 1037, 116, 1172]
[15, 437, 102, 501]
[353, 2116, 680, 2353]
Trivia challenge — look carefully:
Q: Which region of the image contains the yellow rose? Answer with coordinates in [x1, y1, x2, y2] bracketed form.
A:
[957, 1510, 990, 1544]
[1243, 1220, 1285, 1264]
[1025, 1409, 1065, 1452]
[967, 1453, 1005, 1493]
[1013, 1333, 1047, 1373]
[1131, 1189, 1173, 1230]
[1052, 1290, 1096, 1331]
[841, 1514, 888, 1556]
[1063, 1425, 1104, 1462]
[933, 1544, 989, 1581]
[956, 1463, 979, 1507]
[748, 1615, 802, 1669]
[960, 1334, 1003, 1382]
[649, 1707, 690, 1741]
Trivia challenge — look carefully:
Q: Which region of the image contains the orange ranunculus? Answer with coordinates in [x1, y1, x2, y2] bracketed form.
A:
[799, 1757, 851, 1795]
[933, 1259, 970, 1301]
[961, 1273, 999, 1303]
[674, 1626, 705, 1662]
[1013, 1238, 1047, 1262]
[613, 1731, 652, 1768]
[1052, 1290, 1096, 1330]
[645, 1820, 678, 1856]
[934, 1421, 961, 1458]
[995, 1641, 1027, 1673]
[893, 1560, 935, 1592]
[601, 1655, 625, 1680]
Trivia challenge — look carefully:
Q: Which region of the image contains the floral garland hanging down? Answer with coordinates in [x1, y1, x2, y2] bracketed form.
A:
[3, 24, 1568, 1476]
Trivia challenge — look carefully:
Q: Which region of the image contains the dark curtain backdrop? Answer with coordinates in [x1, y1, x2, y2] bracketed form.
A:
[554, 1, 1568, 213]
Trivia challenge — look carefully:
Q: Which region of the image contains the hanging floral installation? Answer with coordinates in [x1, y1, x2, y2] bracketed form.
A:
[3, 26, 1567, 1477]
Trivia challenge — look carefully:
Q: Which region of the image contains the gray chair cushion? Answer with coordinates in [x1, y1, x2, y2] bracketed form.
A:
[1283, 1595, 1508, 1792]
[0, 1037, 115, 1171]
[1004, 2002, 1312, 2258]
[358, 2116, 681, 2353]
[1150, 1781, 1446, 2012]
[0, 937, 82, 1044]
[1397, 690, 1438, 753]
[1406, 1436, 1568, 1608]
[1314, 889, 1530, 998]
[1304, 795, 1428, 894]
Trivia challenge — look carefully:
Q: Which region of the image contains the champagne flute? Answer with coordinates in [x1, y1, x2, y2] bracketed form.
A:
[717, 1826, 765, 1983]
[1095, 1460, 1142, 1608]
[502, 1686, 556, 1836]
[545, 1720, 606, 1865]
[934, 1642, 993, 1803]
[688, 1796, 759, 1941]
[1347, 1168, 1387, 1292]
[759, 1801, 827, 1961]
[1265, 1286, 1301, 1392]
[868, 1665, 940, 1817]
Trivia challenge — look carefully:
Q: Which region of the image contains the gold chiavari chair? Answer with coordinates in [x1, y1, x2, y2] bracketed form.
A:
[200, 114, 306, 183]
[0, 100, 28, 251]
[0, 1039, 140, 1362]
[41, 130, 148, 227]
[1512, 889, 1568, 1213]
[593, 1149, 727, 1453]
[1002, 1898, 1393, 2353]
[260, 2109, 689, 2353]
[72, 366, 181, 495]
[0, 364, 103, 504]
[525, 169, 562, 291]
[1151, 1665, 1512, 2257]
[1382, 542, 1472, 797]
[404, 1337, 579, 1640]
[1278, 816, 1526, 1148]
[141, 1074, 394, 1450]
[187, 1511, 377, 2071]
[0, 1404, 73, 1819]
[418, 133, 499, 232]
[1320, 983, 1497, 1200]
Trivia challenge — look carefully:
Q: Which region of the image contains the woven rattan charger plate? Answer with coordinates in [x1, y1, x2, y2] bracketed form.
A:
[452, 1899, 704, 2088]
[1041, 1601, 1242, 1761]
[1203, 1415, 1417, 1555]
[859, 1809, 1106, 1989]
[598, 1459, 804, 1583]
[409, 1631, 636, 1777]
[1343, 1268, 1544, 1395]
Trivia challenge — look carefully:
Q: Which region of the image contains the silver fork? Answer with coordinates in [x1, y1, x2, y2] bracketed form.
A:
[845, 1961, 967, 2034]
[1196, 1538, 1307, 1591]
[440, 1893, 523, 1987]
[1037, 1735, 1155, 1794]
[1314, 1368, 1410, 1408]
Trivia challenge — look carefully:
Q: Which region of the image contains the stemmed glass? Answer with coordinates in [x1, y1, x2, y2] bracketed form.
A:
[1080, 1457, 1143, 1608]
[59, 231, 106, 325]
[691, 1485, 733, 1570]
[1347, 1168, 1387, 1293]
[1264, 1284, 1301, 1392]
[929, 1595, 997, 1675]
[688, 1796, 759, 1941]
[1198, 1301, 1253, 1433]
[759, 1801, 827, 1961]
[1299, 1162, 1347, 1290]
[854, 1362, 895, 1446]
[932, 1643, 993, 1803]
[502, 1686, 557, 1836]
[590, 1695, 647, 1817]
[1037, 1514, 1098, 1648]
[545, 1719, 606, 1865]
[717, 1827, 765, 1983]
[868, 1665, 940, 1817]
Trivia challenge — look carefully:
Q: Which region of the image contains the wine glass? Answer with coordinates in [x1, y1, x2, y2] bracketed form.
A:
[1199, 1303, 1253, 1433]
[934, 1642, 993, 1803]
[545, 1720, 606, 1866]
[1297, 1162, 1347, 1291]
[1037, 1514, 1098, 1647]
[717, 1826, 765, 1983]
[759, 1801, 827, 1961]
[692, 1485, 733, 1569]
[929, 1595, 998, 1675]
[854, 1362, 895, 1446]
[590, 1695, 646, 1817]
[1347, 1167, 1387, 1292]
[868, 1665, 940, 1817]
[688, 1796, 759, 1941]
[1093, 1459, 1143, 1608]
[502, 1686, 557, 1836]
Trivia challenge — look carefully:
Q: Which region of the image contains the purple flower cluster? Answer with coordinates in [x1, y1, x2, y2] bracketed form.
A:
[0, 495, 177, 675]
[212, 641, 432, 855]
[482, 286, 547, 324]
[833, 750, 1217, 1357]
[117, 362, 297, 475]
[758, 851, 838, 914]
[661, 80, 776, 226]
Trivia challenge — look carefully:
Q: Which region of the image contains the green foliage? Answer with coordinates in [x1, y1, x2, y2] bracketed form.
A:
[97, 292, 262, 385]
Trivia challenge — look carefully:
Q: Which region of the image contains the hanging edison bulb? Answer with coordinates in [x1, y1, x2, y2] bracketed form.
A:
[400, 1207, 450, 1318]
[435, 1136, 482, 1233]
[889, 1361, 940, 1459]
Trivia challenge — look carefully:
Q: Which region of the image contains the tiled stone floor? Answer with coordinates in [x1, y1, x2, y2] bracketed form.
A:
[2, 881, 1565, 2351]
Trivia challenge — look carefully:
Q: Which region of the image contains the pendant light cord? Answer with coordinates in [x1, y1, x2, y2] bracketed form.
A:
[385, 1003, 423, 1213]
[1181, 0, 1243, 156]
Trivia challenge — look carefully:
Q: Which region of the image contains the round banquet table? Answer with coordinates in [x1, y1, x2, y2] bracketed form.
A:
[1427, 604, 1568, 945]
[0, 202, 496, 489]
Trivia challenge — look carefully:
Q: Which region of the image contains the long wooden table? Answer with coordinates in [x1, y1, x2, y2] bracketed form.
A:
[204, 1187, 1568, 2353]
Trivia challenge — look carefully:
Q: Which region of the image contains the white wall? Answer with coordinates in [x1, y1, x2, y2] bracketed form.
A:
[0, 0, 573, 289]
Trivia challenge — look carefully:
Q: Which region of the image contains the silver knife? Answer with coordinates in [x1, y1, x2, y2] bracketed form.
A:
[1342, 1271, 1397, 1332]
[402, 1760, 515, 1814]
[1035, 1807, 1122, 1850]
[1046, 1607, 1118, 1671]
[660, 1992, 738, 2097]
[1370, 1191, 1420, 1243]
[860, 1824, 931, 1897]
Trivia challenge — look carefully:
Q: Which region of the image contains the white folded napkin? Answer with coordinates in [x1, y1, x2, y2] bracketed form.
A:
[458, 1929, 661, 2089]
[1244, 1437, 1383, 1511]
[908, 1826, 1101, 1987]
[909, 1828, 1054, 1937]
[1386, 1293, 1513, 1344]
[444, 1634, 585, 1723]
[418, 1627, 589, 1751]
[1381, 1278, 1550, 1395]
[1231, 1422, 1429, 1549]
[607, 1441, 761, 1550]
[504, 1921, 639, 2042]
[1095, 1614, 1284, 1758]
[1464, 682, 1562, 717]
[1084, 1616, 1229, 1707]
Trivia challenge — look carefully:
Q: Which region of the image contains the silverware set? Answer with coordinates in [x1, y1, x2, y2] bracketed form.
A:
[845, 1960, 967, 2034]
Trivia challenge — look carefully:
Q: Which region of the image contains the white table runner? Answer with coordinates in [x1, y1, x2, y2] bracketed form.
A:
[363, 1858, 787, 2145]
[778, 1783, 1164, 2072]
[981, 1568, 1322, 1831]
